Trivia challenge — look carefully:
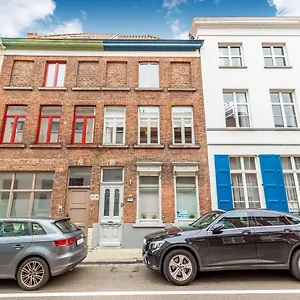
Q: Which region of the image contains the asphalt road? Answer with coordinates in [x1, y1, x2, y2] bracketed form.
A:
[1, 264, 300, 299]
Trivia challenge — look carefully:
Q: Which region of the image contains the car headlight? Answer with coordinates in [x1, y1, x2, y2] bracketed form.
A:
[149, 240, 165, 250]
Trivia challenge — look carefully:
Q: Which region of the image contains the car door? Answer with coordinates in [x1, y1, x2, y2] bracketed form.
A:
[250, 210, 300, 265]
[206, 210, 257, 267]
[0, 221, 32, 275]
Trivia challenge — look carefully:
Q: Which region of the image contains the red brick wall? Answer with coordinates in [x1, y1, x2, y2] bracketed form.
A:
[10, 60, 34, 87]
[0, 54, 211, 227]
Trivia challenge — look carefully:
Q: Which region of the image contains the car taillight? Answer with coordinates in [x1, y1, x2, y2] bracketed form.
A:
[54, 237, 77, 247]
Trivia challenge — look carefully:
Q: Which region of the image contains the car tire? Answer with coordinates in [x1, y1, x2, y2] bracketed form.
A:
[291, 249, 300, 280]
[163, 249, 197, 286]
[17, 257, 50, 291]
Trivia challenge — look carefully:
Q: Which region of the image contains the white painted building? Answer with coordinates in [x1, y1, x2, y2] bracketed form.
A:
[190, 17, 300, 213]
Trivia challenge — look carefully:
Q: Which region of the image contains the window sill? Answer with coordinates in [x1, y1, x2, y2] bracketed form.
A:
[99, 145, 130, 149]
[264, 66, 292, 69]
[134, 88, 164, 92]
[133, 222, 165, 228]
[102, 87, 130, 91]
[274, 128, 300, 131]
[72, 87, 101, 91]
[134, 144, 165, 149]
[38, 87, 68, 91]
[3, 86, 33, 91]
[66, 144, 98, 148]
[30, 144, 62, 149]
[167, 88, 197, 92]
[219, 66, 247, 69]
[0, 144, 25, 148]
[169, 144, 200, 149]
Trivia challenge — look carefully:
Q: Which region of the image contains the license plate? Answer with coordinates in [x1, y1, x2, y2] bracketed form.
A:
[77, 238, 84, 245]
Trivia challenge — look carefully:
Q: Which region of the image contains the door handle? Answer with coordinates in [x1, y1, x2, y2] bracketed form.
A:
[14, 244, 23, 250]
[283, 228, 293, 233]
[242, 230, 252, 235]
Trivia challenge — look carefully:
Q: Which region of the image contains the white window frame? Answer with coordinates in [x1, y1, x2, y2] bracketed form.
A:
[281, 157, 300, 213]
[138, 63, 159, 88]
[270, 91, 298, 128]
[223, 91, 251, 128]
[136, 164, 162, 225]
[103, 106, 126, 145]
[138, 106, 160, 145]
[219, 45, 243, 67]
[263, 45, 287, 67]
[230, 157, 263, 209]
[172, 106, 195, 145]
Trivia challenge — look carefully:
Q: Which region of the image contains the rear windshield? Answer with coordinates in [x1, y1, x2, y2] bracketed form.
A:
[54, 219, 79, 234]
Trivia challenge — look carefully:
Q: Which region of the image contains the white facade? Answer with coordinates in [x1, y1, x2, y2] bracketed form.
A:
[191, 17, 300, 211]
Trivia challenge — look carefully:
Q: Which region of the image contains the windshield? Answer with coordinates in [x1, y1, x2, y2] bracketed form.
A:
[54, 219, 79, 234]
[190, 211, 224, 229]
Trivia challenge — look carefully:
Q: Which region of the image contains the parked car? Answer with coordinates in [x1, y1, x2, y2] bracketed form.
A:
[0, 217, 88, 291]
[143, 209, 300, 286]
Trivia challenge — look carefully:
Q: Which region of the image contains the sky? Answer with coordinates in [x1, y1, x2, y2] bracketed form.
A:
[0, 0, 299, 39]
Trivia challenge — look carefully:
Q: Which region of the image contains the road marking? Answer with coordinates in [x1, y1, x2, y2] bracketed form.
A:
[1, 290, 300, 298]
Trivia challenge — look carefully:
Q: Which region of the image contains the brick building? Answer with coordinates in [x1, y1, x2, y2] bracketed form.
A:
[0, 35, 210, 248]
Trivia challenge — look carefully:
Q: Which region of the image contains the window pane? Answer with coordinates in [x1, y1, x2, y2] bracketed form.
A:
[236, 93, 247, 103]
[50, 118, 60, 143]
[41, 106, 62, 115]
[272, 105, 282, 116]
[263, 47, 272, 56]
[274, 116, 284, 127]
[237, 106, 250, 127]
[14, 118, 25, 143]
[244, 157, 256, 170]
[219, 47, 229, 56]
[230, 157, 241, 170]
[32, 192, 51, 217]
[0, 222, 30, 237]
[282, 93, 293, 104]
[176, 188, 197, 219]
[184, 119, 192, 144]
[172, 107, 192, 116]
[150, 126, 158, 144]
[286, 116, 297, 128]
[14, 173, 33, 189]
[76, 107, 95, 116]
[176, 177, 195, 185]
[274, 47, 284, 56]
[231, 174, 243, 186]
[219, 57, 229, 67]
[7, 106, 27, 115]
[139, 119, 147, 144]
[294, 157, 300, 170]
[104, 189, 110, 217]
[69, 167, 91, 186]
[284, 105, 296, 116]
[86, 118, 94, 143]
[10, 192, 30, 217]
[0, 173, 13, 189]
[38, 118, 48, 143]
[149, 63, 159, 88]
[35, 173, 54, 189]
[173, 119, 182, 144]
[113, 189, 120, 217]
[45, 64, 55, 87]
[218, 211, 249, 229]
[75, 119, 83, 143]
[281, 157, 292, 170]
[140, 176, 159, 185]
[116, 119, 124, 144]
[56, 64, 66, 87]
[139, 187, 159, 219]
[231, 57, 242, 67]
[3, 117, 14, 143]
[275, 57, 286, 67]
[104, 119, 113, 144]
[0, 192, 9, 217]
[105, 107, 125, 117]
[223, 92, 233, 103]
[230, 47, 241, 56]
[32, 223, 47, 235]
[102, 169, 123, 183]
[254, 212, 279, 226]
[270, 93, 280, 103]
[139, 106, 159, 117]
[264, 57, 273, 67]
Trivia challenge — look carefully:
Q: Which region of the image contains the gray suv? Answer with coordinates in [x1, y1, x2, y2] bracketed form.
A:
[0, 217, 88, 290]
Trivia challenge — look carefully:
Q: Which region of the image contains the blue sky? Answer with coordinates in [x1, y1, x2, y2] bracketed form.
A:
[0, 0, 299, 38]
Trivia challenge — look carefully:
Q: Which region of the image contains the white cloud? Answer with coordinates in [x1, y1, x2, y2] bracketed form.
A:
[0, 0, 84, 37]
[268, 0, 300, 15]
[163, 0, 188, 10]
[168, 19, 189, 39]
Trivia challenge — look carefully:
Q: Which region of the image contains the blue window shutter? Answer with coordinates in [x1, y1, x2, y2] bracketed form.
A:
[259, 154, 288, 212]
[215, 155, 233, 210]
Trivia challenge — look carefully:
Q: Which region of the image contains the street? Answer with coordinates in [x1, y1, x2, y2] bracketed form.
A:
[1, 264, 300, 299]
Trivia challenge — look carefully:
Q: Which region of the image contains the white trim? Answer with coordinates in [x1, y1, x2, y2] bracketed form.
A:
[218, 44, 243, 67]
[262, 44, 287, 67]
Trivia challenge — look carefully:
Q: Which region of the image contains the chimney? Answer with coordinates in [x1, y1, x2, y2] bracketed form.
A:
[27, 33, 38, 38]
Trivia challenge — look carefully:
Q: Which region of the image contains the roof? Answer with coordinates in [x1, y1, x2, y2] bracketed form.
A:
[28, 32, 162, 40]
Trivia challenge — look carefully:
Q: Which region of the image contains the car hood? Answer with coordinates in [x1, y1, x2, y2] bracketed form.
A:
[145, 225, 198, 241]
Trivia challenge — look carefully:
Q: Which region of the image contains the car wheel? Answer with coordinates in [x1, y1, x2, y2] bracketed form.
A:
[291, 249, 300, 280]
[17, 257, 50, 291]
[163, 249, 197, 286]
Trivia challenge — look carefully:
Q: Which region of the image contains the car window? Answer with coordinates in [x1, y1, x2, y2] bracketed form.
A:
[216, 211, 249, 229]
[285, 214, 300, 225]
[32, 223, 47, 235]
[0, 222, 30, 237]
[252, 211, 284, 226]
[54, 219, 79, 234]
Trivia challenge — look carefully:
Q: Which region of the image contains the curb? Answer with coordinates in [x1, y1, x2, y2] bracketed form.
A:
[80, 259, 143, 265]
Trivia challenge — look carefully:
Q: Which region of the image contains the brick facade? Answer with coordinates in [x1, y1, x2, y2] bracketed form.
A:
[0, 53, 211, 229]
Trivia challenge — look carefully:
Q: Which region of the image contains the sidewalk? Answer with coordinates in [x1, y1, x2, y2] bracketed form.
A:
[82, 248, 143, 264]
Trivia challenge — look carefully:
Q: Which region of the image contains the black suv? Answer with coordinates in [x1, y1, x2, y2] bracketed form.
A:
[142, 209, 300, 285]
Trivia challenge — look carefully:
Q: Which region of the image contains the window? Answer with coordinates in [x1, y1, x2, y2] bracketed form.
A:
[73, 106, 95, 144]
[252, 211, 283, 226]
[32, 223, 47, 235]
[281, 157, 300, 212]
[172, 107, 194, 144]
[224, 92, 250, 128]
[103, 107, 125, 145]
[102, 169, 123, 183]
[69, 167, 92, 187]
[138, 107, 159, 144]
[216, 210, 249, 229]
[37, 106, 61, 144]
[219, 45, 243, 67]
[230, 157, 261, 209]
[0, 172, 54, 217]
[176, 176, 198, 219]
[44, 62, 66, 87]
[0, 222, 30, 237]
[270, 92, 297, 128]
[139, 63, 159, 88]
[263, 46, 286, 67]
[1, 106, 27, 144]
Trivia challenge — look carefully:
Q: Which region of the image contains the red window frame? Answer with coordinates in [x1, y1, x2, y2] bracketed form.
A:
[1, 105, 27, 144]
[72, 106, 96, 144]
[37, 106, 62, 144]
[44, 61, 66, 87]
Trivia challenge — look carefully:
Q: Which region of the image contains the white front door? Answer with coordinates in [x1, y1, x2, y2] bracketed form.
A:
[99, 185, 124, 247]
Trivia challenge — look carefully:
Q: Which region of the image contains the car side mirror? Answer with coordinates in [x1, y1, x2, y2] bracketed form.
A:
[211, 222, 224, 234]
